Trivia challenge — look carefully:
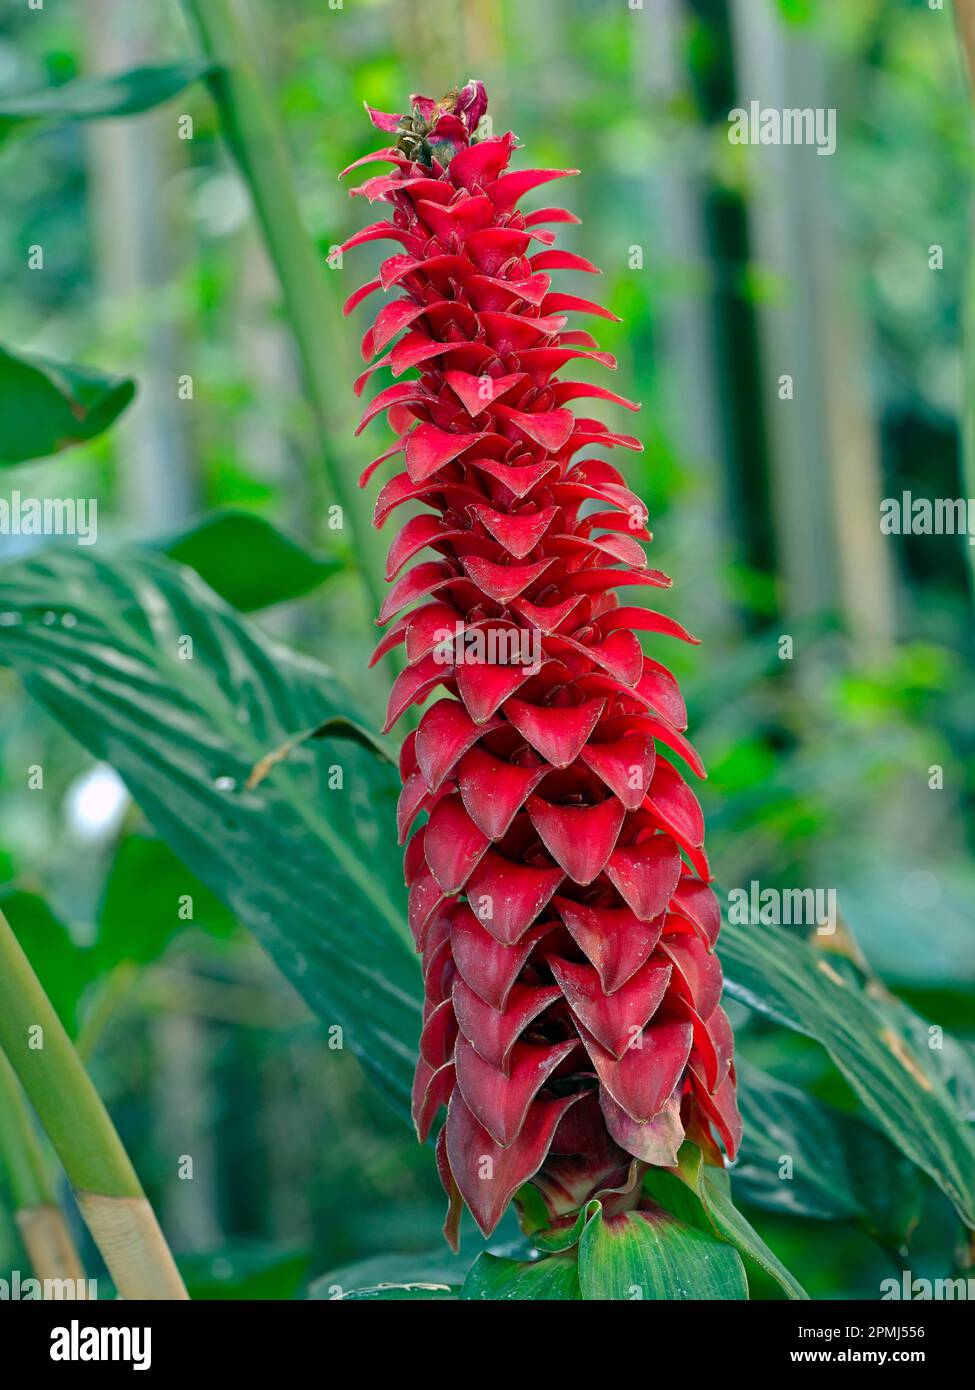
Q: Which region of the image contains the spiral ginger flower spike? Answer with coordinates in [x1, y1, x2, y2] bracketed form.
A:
[341, 81, 741, 1247]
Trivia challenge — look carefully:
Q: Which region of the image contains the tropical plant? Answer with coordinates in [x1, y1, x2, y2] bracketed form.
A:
[0, 0, 973, 1306]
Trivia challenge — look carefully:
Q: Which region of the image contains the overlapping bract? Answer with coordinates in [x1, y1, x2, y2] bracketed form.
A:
[341, 82, 741, 1245]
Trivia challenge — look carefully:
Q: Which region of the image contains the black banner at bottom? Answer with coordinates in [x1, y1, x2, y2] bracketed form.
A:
[0, 1296, 968, 1373]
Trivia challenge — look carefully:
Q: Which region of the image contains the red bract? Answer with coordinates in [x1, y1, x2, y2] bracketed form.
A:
[342, 81, 741, 1247]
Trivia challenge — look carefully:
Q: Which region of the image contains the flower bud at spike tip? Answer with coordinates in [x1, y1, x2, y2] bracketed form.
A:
[340, 82, 741, 1248]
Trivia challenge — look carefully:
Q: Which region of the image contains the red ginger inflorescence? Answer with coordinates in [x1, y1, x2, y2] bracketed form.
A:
[341, 82, 741, 1247]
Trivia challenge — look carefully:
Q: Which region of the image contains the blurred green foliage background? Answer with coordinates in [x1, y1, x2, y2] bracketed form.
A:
[0, 0, 973, 1298]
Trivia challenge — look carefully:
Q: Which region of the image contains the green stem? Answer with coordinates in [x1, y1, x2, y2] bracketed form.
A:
[0, 1050, 88, 1287]
[75, 962, 140, 1063]
[0, 912, 140, 1198]
[0, 908, 187, 1298]
[0, 1047, 50, 1210]
[182, 0, 389, 624]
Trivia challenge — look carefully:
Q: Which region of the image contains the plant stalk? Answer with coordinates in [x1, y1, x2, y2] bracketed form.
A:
[0, 1049, 88, 1290]
[181, 0, 389, 623]
[0, 907, 188, 1299]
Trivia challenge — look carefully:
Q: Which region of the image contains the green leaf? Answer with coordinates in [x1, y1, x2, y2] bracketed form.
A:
[719, 913, 975, 1228]
[334, 1283, 458, 1300]
[698, 1164, 808, 1299]
[773, 0, 813, 24]
[309, 1249, 467, 1301]
[641, 1146, 807, 1300]
[532, 1203, 589, 1252]
[577, 1200, 748, 1301]
[0, 549, 421, 1117]
[179, 1242, 309, 1300]
[734, 1058, 925, 1246]
[875, 991, 975, 1127]
[0, 889, 89, 1033]
[0, 841, 237, 1041]
[96, 833, 239, 972]
[157, 509, 341, 611]
[0, 344, 135, 465]
[94, 1242, 311, 1302]
[0, 62, 215, 138]
[462, 1252, 582, 1300]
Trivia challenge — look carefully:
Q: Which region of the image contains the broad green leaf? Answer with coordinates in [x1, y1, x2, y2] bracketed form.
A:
[577, 1200, 748, 1301]
[0, 549, 422, 1116]
[0, 841, 237, 1039]
[0, 344, 135, 465]
[643, 1144, 807, 1300]
[734, 1058, 925, 1246]
[699, 1165, 807, 1299]
[874, 992, 975, 1126]
[462, 1252, 581, 1300]
[0, 62, 215, 138]
[96, 833, 239, 971]
[0, 889, 88, 1033]
[719, 913, 975, 1227]
[640, 1147, 806, 1300]
[157, 509, 341, 611]
[309, 1249, 467, 1301]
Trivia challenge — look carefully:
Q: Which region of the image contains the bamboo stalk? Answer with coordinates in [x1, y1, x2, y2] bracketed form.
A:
[0, 908, 188, 1299]
[0, 1047, 49, 1210]
[0, 1050, 88, 1290]
[181, 0, 389, 623]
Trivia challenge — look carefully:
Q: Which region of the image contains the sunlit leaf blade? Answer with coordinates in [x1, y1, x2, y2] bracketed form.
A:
[157, 509, 341, 611]
[577, 1200, 748, 1301]
[0, 62, 215, 135]
[0, 344, 135, 465]
[0, 549, 422, 1116]
[462, 1252, 582, 1300]
[734, 1059, 925, 1245]
[719, 914, 975, 1227]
